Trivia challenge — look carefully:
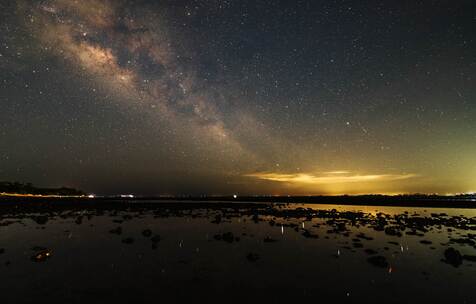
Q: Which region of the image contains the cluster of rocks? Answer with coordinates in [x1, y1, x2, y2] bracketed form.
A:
[0, 202, 475, 270]
[443, 247, 476, 267]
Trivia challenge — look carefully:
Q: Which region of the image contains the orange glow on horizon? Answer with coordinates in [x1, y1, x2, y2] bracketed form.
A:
[244, 171, 419, 195]
[245, 171, 417, 184]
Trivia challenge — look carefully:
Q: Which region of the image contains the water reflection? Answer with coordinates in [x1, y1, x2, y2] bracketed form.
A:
[0, 201, 475, 303]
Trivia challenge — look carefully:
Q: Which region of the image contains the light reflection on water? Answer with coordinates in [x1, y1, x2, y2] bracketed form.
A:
[0, 202, 475, 303]
[294, 203, 476, 217]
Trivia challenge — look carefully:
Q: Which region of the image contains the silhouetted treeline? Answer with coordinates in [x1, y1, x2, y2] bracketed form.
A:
[0, 181, 84, 196]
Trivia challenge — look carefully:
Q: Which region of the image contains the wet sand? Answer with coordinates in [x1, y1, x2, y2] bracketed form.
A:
[0, 199, 475, 303]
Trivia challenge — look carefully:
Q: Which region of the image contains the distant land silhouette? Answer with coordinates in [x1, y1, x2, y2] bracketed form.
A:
[108, 193, 476, 208]
[0, 181, 475, 208]
[0, 181, 84, 196]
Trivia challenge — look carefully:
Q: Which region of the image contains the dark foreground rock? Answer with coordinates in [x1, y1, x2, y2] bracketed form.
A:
[443, 248, 463, 267]
[463, 255, 476, 262]
[302, 229, 318, 238]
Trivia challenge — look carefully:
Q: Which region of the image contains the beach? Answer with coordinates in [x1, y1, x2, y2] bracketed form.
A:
[0, 199, 475, 303]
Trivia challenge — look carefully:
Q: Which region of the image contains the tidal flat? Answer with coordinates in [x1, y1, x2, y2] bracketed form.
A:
[0, 200, 475, 303]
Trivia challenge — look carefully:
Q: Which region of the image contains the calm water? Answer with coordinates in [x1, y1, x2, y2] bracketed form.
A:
[0, 202, 475, 303]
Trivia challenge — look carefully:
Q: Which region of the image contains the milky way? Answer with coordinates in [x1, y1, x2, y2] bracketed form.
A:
[0, 0, 475, 195]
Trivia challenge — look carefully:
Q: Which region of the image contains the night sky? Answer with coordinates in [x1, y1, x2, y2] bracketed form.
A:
[0, 0, 475, 195]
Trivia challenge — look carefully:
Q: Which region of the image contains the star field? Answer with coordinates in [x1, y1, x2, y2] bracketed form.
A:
[0, 0, 475, 195]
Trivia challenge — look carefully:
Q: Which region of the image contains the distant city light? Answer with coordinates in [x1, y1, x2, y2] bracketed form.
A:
[233, 194, 237, 199]
[87, 194, 95, 199]
[120, 194, 135, 198]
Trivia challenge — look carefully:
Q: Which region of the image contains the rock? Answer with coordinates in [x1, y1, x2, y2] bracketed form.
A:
[420, 240, 432, 245]
[449, 238, 475, 246]
[385, 227, 402, 237]
[211, 214, 222, 224]
[75, 216, 83, 225]
[302, 229, 318, 238]
[142, 229, 152, 237]
[443, 247, 463, 267]
[367, 256, 388, 268]
[31, 249, 52, 262]
[222, 232, 234, 243]
[151, 235, 161, 243]
[463, 255, 476, 262]
[33, 216, 49, 225]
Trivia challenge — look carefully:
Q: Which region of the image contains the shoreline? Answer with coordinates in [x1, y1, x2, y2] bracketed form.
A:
[1, 195, 476, 209]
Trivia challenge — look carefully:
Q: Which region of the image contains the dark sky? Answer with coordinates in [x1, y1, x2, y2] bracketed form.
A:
[0, 0, 475, 195]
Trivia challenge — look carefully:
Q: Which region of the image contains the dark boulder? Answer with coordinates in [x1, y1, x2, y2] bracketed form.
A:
[463, 255, 476, 262]
[443, 247, 463, 267]
[33, 216, 49, 225]
[302, 229, 318, 238]
[385, 227, 402, 237]
[221, 232, 235, 243]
